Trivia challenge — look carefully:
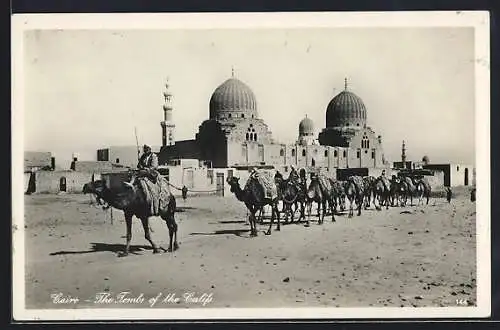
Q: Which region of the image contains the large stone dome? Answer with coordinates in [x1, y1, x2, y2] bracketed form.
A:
[299, 116, 314, 136]
[209, 76, 258, 120]
[326, 80, 367, 128]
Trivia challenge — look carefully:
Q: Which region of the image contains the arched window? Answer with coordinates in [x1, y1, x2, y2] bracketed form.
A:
[324, 150, 328, 157]
[302, 149, 306, 157]
[343, 150, 347, 157]
[357, 150, 361, 158]
[280, 149, 284, 157]
[334, 150, 338, 157]
[291, 149, 296, 157]
[254, 134, 257, 141]
[246, 133, 249, 140]
[241, 114, 245, 118]
[228, 113, 232, 118]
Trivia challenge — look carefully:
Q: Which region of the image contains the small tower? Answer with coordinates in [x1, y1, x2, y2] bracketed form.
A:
[401, 140, 407, 169]
[161, 78, 176, 147]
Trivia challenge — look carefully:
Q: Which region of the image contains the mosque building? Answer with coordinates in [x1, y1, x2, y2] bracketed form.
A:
[158, 71, 390, 178]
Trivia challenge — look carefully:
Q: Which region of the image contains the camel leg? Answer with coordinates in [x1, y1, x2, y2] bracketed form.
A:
[275, 203, 281, 231]
[162, 205, 179, 252]
[266, 204, 275, 235]
[123, 211, 133, 256]
[248, 206, 258, 237]
[140, 217, 160, 254]
[330, 198, 336, 222]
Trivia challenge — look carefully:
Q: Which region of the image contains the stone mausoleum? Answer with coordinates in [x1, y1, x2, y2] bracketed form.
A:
[158, 72, 389, 177]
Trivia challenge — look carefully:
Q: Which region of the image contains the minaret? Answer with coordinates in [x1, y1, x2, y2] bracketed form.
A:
[401, 140, 406, 169]
[161, 78, 176, 147]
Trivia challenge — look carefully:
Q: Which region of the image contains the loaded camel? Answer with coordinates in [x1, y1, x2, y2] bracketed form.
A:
[226, 173, 281, 237]
[82, 173, 178, 256]
[344, 176, 365, 217]
[306, 173, 336, 225]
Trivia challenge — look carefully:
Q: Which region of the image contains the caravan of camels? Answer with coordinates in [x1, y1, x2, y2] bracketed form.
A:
[83, 166, 431, 256]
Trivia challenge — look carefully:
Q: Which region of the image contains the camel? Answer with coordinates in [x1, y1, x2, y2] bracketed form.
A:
[82, 177, 178, 256]
[362, 176, 376, 209]
[344, 176, 364, 217]
[280, 178, 306, 223]
[415, 177, 432, 205]
[226, 176, 281, 236]
[389, 176, 407, 207]
[400, 176, 418, 206]
[331, 179, 346, 212]
[278, 168, 307, 224]
[372, 176, 391, 210]
[306, 174, 336, 224]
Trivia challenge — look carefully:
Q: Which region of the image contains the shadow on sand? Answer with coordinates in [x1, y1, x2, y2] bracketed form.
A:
[50, 242, 153, 256]
[189, 229, 250, 237]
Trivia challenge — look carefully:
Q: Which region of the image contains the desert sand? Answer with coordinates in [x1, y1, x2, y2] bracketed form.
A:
[22, 190, 476, 309]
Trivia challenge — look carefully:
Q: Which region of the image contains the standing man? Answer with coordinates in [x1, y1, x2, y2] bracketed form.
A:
[446, 187, 453, 203]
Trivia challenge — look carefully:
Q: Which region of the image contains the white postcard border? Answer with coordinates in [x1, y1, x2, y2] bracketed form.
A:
[11, 11, 491, 320]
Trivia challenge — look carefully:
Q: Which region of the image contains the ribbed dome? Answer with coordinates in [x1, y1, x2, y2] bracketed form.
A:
[209, 77, 258, 120]
[299, 116, 314, 135]
[326, 82, 367, 128]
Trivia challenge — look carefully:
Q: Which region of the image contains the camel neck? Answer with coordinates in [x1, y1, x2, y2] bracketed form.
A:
[232, 184, 246, 202]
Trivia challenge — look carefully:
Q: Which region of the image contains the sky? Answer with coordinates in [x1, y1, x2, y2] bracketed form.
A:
[23, 27, 476, 169]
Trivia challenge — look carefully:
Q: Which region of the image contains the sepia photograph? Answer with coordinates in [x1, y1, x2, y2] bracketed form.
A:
[11, 11, 490, 320]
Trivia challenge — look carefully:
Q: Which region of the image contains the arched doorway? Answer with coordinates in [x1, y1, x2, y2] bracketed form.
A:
[311, 158, 316, 167]
[464, 168, 469, 186]
[59, 177, 67, 192]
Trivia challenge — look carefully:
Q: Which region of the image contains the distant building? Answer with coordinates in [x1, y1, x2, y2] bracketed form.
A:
[24, 151, 54, 172]
[97, 145, 161, 169]
[423, 163, 475, 187]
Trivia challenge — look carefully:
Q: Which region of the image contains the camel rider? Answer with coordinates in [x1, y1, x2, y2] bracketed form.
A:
[274, 170, 283, 183]
[125, 145, 159, 187]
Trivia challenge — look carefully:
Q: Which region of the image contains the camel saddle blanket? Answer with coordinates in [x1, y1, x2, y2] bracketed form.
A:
[418, 178, 431, 192]
[403, 177, 417, 193]
[348, 176, 365, 195]
[247, 171, 278, 200]
[379, 176, 390, 192]
[331, 179, 345, 196]
[138, 176, 171, 216]
[318, 175, 333, 195]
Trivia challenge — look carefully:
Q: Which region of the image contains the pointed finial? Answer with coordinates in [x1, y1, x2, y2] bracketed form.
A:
[344, 77, 348, 90]
[231, 66, 235, 77]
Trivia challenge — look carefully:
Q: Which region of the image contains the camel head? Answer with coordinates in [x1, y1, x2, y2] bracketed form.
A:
[226, 176, 240, 192]
[82, 179, 106, 196]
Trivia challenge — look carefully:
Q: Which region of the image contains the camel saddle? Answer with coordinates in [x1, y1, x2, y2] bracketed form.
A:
[348, 176, 365, 195]
[317, 174, 333, 195]
[378, 176, 390, 192]
[418, 177, 431, 192]
[247, 170, 278, 200]
[137, 176, 171, 216]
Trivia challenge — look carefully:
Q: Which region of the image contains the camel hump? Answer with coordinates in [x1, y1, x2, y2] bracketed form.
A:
[348, 176, 364, 195]
[137, 176, 172, 216]
[317, 174, 332, 194]
[247, 170, 278, 200]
